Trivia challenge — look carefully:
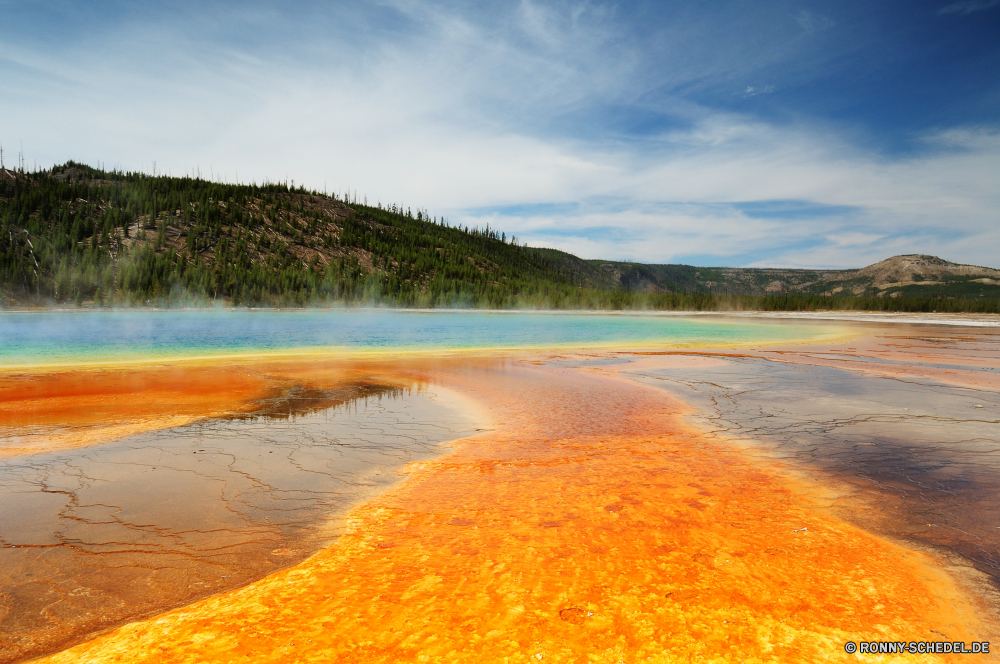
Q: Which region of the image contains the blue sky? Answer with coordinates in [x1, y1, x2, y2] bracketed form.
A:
[2, 0, 998, 267]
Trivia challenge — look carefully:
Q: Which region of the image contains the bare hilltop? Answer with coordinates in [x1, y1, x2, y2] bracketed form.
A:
[535, 251, 1000, 301]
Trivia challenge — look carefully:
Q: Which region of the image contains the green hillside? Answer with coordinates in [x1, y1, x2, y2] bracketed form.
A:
[0, 162, 603, 308]
[1, 162, 998, 313]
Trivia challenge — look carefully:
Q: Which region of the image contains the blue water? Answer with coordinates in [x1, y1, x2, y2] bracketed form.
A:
[0, 309, 836, 366]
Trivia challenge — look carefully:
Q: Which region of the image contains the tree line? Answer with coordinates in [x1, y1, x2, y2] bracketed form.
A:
[1, 161, 996, 314]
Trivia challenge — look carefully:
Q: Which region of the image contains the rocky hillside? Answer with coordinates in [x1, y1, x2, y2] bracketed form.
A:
[0, 163, 589, 307]
[584, 255, 1000, 300]
[844, 254, 1000, 293]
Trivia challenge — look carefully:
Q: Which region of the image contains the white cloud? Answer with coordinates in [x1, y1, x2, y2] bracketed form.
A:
[448, 116, 1000, 266]
[796, 10, 836, 33]
[1, 1, 998, 269]
[824, 232, 887, 248]
[938, 0, 1000, 15]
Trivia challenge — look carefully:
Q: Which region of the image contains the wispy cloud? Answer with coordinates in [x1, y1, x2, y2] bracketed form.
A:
[938, 0, 1000, 15]
[824, 231, 887, 248]
[453, 116, 1000, 267]
[742, 85, 774, 98]
[796, 10, 836, 33]
[1, 1, 998, 269]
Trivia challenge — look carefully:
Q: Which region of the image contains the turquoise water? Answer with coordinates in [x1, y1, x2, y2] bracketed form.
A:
[0, 309, 837, 366]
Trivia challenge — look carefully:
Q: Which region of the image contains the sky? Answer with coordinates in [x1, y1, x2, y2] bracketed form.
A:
[2, 0, 998, 268]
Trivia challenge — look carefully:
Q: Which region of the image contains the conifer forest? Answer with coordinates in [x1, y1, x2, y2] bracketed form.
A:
[2, 162, 997, 313]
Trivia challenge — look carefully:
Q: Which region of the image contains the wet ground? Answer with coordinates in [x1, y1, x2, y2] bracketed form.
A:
[0, 380, 479, 662]
[32, 353, 995, 664]
[2, 320, 999, 663]
[566, 324, 1000, 602]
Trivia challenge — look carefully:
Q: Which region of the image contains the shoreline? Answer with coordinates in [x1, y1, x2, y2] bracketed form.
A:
[3, 304, 998, 323]
[0, 334, 853, 377]
[4, 307, 997, 375]
[1, 332, 855, 459]
[2, 305, 999, 322]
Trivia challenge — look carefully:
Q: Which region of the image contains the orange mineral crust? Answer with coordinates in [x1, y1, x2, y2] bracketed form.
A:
[39, 362, 985, 664]
[0, 365, 296, 457]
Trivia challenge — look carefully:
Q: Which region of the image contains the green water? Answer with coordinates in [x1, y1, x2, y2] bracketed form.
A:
[0, 309, 839, 367]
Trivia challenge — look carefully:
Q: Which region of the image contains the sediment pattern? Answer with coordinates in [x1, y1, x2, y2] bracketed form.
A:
[596, 327, 1000, 590]
[0, 381, 479, 662]
[33, 361, 987, 663]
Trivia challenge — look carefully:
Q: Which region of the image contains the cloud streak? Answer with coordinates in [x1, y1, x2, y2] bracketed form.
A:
[1, 0, 998, 268]
[938, 0, 1000, 15]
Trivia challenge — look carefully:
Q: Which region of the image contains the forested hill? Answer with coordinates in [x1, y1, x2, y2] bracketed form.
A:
[581, 255, 1000, 301]
[1, 162, 998, 312]
[0, 162, 605, 308]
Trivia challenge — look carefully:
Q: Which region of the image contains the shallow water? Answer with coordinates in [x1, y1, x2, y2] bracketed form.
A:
[0, 309, 834, 366]
[0, 382, 479, 663]
[575, 333, 1000, 591]
[4, 314, 1000, 663]
[31, 356, 990, 664]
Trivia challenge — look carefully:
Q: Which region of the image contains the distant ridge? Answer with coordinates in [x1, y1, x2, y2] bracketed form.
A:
[1, 162, 998, 310]
[851, 254, 1000, 291]
[550, 253, 1000, 300]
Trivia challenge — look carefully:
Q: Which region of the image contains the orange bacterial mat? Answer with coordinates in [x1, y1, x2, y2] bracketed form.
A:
[33, 358, 990, 664]
[0, 364, 279, 457]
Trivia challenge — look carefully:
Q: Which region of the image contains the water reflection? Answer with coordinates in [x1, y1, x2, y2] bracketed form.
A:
[0, 382, 479, 663]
